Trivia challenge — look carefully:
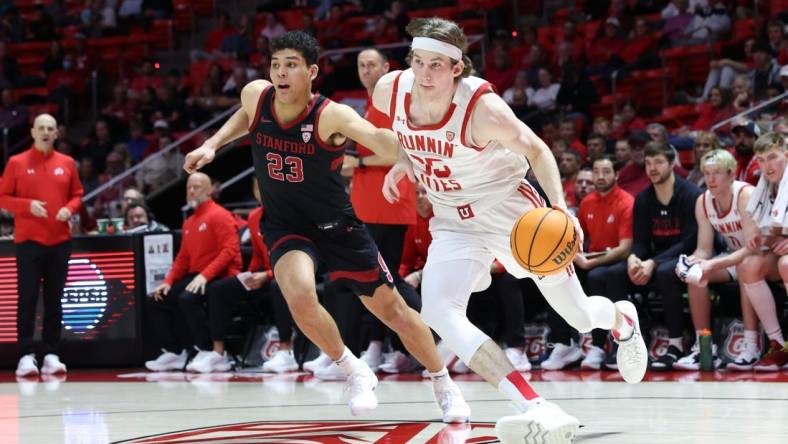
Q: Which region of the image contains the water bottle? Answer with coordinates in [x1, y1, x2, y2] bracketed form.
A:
[699, 329, 713, 372]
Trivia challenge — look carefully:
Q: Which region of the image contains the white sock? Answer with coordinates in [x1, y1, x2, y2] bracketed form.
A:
[335, 347, 365, 376]
[428, 366, 451, 389]
[668, 337, 684, 352]
[744, 330, 759, 351]
[497, 371, 543, 412]
[365, 340, 383, 356]
[743, 281, 785, 344]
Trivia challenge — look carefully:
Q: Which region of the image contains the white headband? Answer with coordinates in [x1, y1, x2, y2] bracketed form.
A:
[411, 37, 463, 61]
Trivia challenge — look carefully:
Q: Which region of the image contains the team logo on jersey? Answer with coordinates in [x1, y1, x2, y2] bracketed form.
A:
[607, 214, 615, 224]
[26, 168, 35, 175]
[301, 124, 313, 143]
[117, 420, 498, 443]
[54, 167, 64, 176]
[198, 222, 207, 232]
[446, 131, 455, 142]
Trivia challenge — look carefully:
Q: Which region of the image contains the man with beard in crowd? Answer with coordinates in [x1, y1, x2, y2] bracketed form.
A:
[731, 120, 761, 186]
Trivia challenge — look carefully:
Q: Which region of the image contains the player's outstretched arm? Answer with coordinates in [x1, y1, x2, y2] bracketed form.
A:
[323, 102, 399, 161]
[184, 80, 271, 173]
[471, 94, 565, 208]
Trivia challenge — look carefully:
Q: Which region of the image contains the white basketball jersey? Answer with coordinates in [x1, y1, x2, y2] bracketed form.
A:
[704, 180, 748, 251]
[390, 69, 529, 221]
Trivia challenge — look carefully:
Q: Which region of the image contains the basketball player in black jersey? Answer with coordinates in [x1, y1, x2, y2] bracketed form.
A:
[183, 31, 469, 423]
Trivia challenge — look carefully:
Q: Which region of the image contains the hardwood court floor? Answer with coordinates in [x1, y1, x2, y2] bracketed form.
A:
[1, 370, 787, 443]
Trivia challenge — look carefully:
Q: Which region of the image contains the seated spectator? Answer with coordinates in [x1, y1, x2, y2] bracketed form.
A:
[192, 10, 236, 61]
[572, 167, 594, 214]
[0, 41, 20, 88]
[259, 12, 286, 41]
[693, 86, 735, 133]
[684, 2, 730, 44]
[557, 19, 585, 64]
[502, 70, 529, 116]
[586, 133, 608, 164]
[526, 68, 560, 112]
[93, 152, 137, 217]
[749, 41, 781, 101]
[124, 119, 150, 163]
[558, 119, 587, 159]
[47, 54, 87, 108]
[152, 86, 186, 131]
[146, 173, 243, 373]
[123, 202, 170, 233]
[611, 101, 647, 140]
[766, 18, 787, 65]
[43, 41, 66, 75]
[738, 133, 788, 371]
[607, 143, 702, 370]
[135, 87, 159, 132]
[80, 119, 115, 174]
[661, 0, 694, 46]
[620, 17, 659, 69]
[80, 0, 117, 37]
[614, 138, 633, 167]
[661, 0, 707, 19]
[222, 66, 250, 97]
[731, 120, 761, 185]
[103, 83, 137, 125]
[731, 74, 754, 113]
[484, 48, 517, 94]
[138, 135, 184, 194]
[556, 65, 598, 122]
[586, 18, 625, 74]
[702, 38, 755, 100]
[221, 15, 254, 57]
[685, 131, 720, 188]
[560, 150, 581, 209]
[79, 157, 99, 196]
[121, 187, 144, 213]
[673, 149, 759, 371]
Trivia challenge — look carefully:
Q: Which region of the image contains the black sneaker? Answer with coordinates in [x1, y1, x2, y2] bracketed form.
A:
[650, 345, 683, 371]
[602, 342, 618, 370]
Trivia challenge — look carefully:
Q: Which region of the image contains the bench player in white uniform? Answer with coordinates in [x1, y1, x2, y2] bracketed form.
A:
[738, 132, 788, 371]
[376, 18, 648, 444]
[673, 149, 761, 371]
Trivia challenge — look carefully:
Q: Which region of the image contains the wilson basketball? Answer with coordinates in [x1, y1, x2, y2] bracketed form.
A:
[510, 207, 579, 275]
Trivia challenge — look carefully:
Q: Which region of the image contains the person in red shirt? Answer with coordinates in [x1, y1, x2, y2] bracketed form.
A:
[399, 184, 433, 286]
[185, 179, 295, 373]
[575, 156, 634, 369]
[560, 150, 581, 208]
[341, 48, 419, 373]
[145, 172, 242, 373]
[0, 114, 83, 377]
[731, 120, 761, 186]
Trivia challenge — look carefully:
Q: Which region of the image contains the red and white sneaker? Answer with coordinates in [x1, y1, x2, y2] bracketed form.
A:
[726, 340, 760, 371]
[753, 340, 788, 372]
[613, 301, 648, 384]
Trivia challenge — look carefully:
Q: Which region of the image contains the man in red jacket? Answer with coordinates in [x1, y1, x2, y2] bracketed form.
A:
[145, 172, 242, 373]
[339, 48, 419, 374]
[0, 113, 83, 377]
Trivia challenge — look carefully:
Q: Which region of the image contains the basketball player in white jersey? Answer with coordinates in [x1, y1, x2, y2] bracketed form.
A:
[376, 18, 648, 444]
[738, 132, 788, 371]
[673, 149, 761, 371]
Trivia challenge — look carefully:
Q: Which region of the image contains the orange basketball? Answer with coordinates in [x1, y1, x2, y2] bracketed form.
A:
[510, 207, 579, 275]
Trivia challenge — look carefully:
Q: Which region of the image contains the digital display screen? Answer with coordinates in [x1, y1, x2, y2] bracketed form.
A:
[0, 251, 137, 344]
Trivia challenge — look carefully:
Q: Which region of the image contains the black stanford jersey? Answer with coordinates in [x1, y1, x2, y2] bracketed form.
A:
[249, 86, 356, 233]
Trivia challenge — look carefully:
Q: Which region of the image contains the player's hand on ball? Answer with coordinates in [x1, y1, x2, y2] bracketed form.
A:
[184, 146, 216, 174]
[383, 160, 415, 204]
[551, 205, 584, 249]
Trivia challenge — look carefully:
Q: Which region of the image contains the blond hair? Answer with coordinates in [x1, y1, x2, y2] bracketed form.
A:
[405, 17, 474, 78]
[700, 149, 737, 174]
[753, 132, 787, 154]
